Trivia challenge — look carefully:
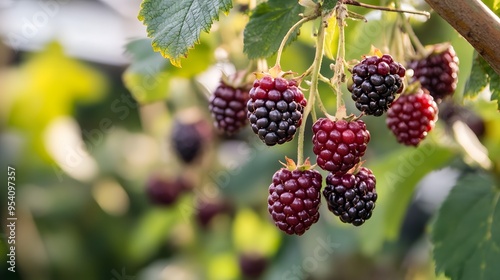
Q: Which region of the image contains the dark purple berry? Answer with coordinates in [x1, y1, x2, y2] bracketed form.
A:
[146, 175, 189, 206]
[209, 76, 250, 135]
[323, 167, 377, 226]
[267, 168, 322, 235]
[349, 54, 406, 116]
[247, 75, 307, 146]
[408, 44, 459, 102]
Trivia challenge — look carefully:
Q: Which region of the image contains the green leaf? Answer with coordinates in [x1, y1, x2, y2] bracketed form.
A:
[464, 53, 489, 99]
[123, 39, 172, 104]
[358, 142, 453, 255]
[432, 173, 500, 280]
[138, 0, 232, 67]
[490, 73, 500, 109]
[322, 0, 338, 12]
[243, 0, 303, 59]
[123, 38, 214, 104]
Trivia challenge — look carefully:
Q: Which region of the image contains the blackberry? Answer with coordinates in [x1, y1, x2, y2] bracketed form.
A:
[312, 118, 370, 175]
[239, 253, 268, 279]
[195, 199, 231, 228]
[209, 73, 250, 135]
[171, 119, 205, 164]
[386, 88, 438, 146]
[146, 175, 189, 206]
[247, 75, 307, 146]
[323, 167, 377, 226]
[408, 44, 459, 102]
[348, 54, 406, 116]
[439, 100, 485, 138]
[267, 166, 322, 235]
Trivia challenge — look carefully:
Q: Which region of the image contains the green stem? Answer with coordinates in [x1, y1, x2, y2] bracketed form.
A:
[334, 3, 347, 111]
[297, 17, 326, 166]
[394, 0, 427, 55]
[344, 0, 430, 17]
[275, 16, 314, 68]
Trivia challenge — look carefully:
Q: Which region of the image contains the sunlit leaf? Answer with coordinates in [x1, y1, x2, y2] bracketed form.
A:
[432, 173, 500, 280]
[138, 0, 231, 67]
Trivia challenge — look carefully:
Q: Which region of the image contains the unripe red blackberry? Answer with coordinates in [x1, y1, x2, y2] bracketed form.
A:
[312, 118, 370, 175]
[348, 54, 406, 116]
[247, 74, 307, 146]
[386, 88, 438, 146]
[408, 44, 459, 102]
[209, 73, 250, 135]
[323, 167, 377, 226]
[146, 175, 189, 206]
[267, 162, 322, 235]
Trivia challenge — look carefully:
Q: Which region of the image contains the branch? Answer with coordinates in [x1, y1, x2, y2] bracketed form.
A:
[425, 0, 500, 76]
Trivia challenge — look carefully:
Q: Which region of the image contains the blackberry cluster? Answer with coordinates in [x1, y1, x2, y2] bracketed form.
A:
[348, 54, 406, 116]
[323, 167, 377, 226]
[267, 168, 322, 235]
[247, 75, 307, 146]
[171, 120, 204, 164]
[209, 78, 250, 135]
[386, 89, 438, 146]
[408, 44, 459, 102]
[146, 175, 190, 206]
[312, 118, 370, 175]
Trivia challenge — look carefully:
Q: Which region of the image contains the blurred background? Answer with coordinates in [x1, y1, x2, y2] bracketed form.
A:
[0, 0, 499, 280]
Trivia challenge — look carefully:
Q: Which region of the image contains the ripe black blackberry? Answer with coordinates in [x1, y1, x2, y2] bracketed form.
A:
[323, 167, 377, 226]
[171, 118, 207, 164]
[386, 88, 438, 146]
[209, 73, 250, 135]
[408, 44, 459, 102]
[312, 118, 370, 175]
[267, 161, 322, 235]
[348, 54, 406, 116]
[247, 75, 307, 146]
[146, 175, 189, 206]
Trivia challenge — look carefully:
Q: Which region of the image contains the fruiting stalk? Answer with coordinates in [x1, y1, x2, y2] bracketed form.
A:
[274, 16, 314, 68]
[344, 0, 430, 18]
[297, 15, 326, 166]
[394, 0, 427, 56]
[333, 3, 347, 112]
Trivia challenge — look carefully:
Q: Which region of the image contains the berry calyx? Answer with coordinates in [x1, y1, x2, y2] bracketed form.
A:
[209, 72, 251, 135]
[267, 159, 322, 235]
[348, 54, 406, 116]
[408, 44, 459, 102]
[386, 88, 438, 146]
[323, 167, 377, 226]
[247, 74, 307, 146]
[312, 118, 370, 175]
